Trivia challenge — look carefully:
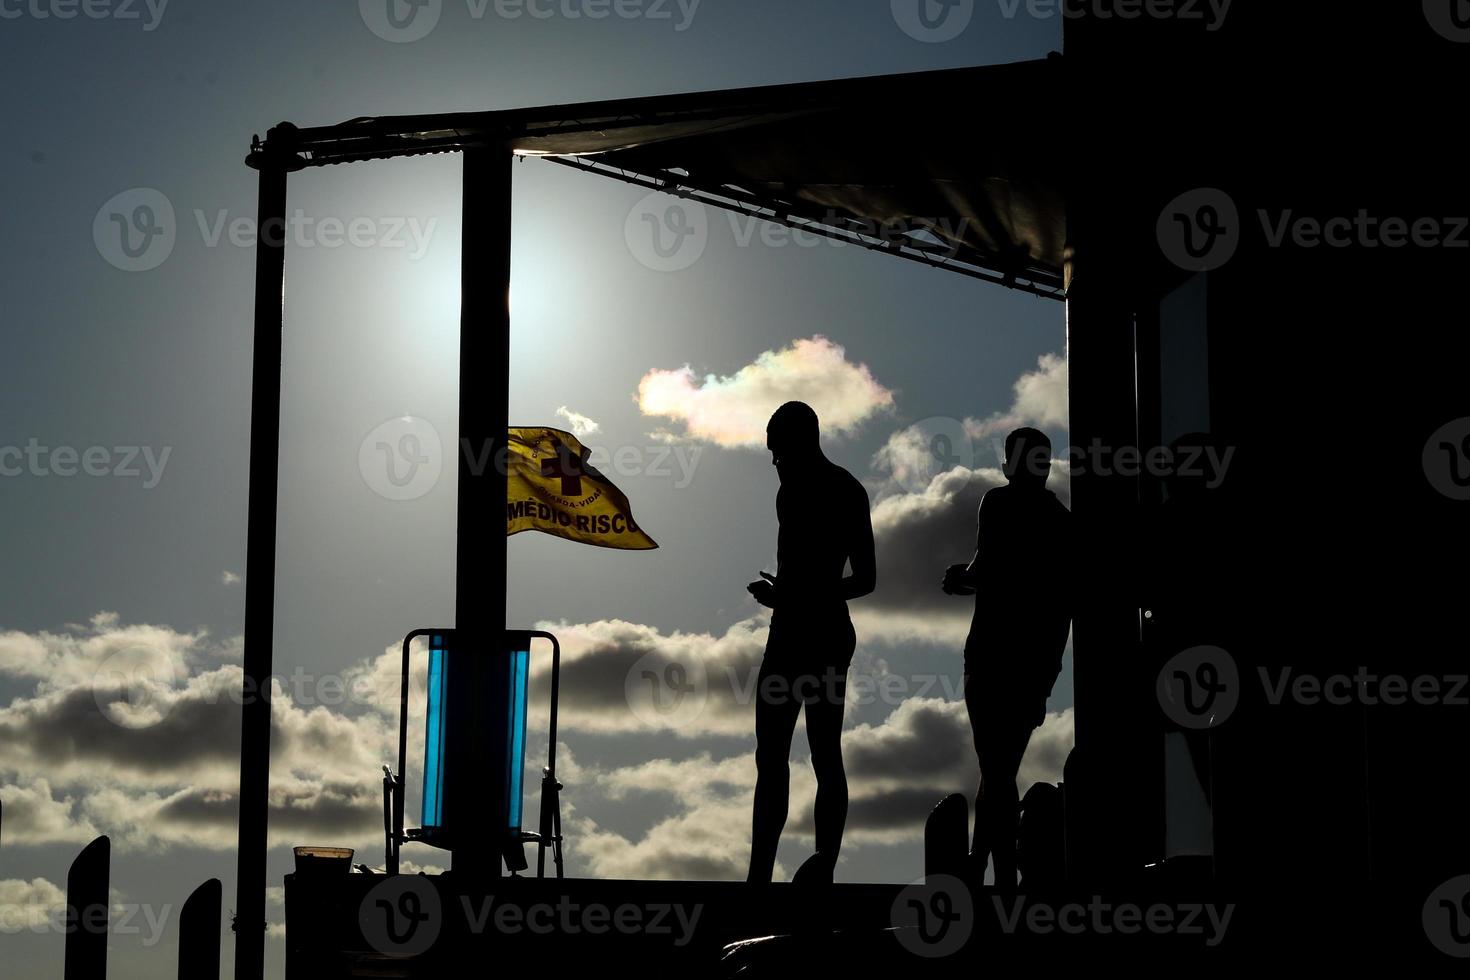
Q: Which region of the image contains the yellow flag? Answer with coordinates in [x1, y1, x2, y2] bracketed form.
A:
[506, 427, 659, 550]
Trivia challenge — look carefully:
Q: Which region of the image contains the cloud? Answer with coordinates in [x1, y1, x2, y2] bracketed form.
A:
[566, 700, 1075, 879]
[850, 460, 1068, 647]
[0, 616, 399, 854]
[0, 877, 66, 934]
[791, 700, 1075, 845]
[554, 406, 601, 439]
[528, 617, 769, 738]
[963, 351, 1068, 440]
[637, 336, 895, 448]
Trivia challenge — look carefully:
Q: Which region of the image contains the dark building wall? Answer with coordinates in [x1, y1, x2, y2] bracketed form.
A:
[1063, 4, 1468, 893]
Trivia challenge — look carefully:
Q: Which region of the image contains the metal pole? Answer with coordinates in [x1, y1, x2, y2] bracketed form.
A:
[445, 146, 512, 874]
[235, 128, 294, 980]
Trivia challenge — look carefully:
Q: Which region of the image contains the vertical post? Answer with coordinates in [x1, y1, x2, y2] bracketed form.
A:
[235, 130, 293, 980]
[1063, 242, 1149, 886]
[178, 879, 223, 980]
[445, 146, 512, 874]
[64, 836, 109, 980]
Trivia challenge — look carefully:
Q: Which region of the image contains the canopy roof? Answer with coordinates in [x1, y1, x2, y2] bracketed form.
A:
[251, 59, 1067, 298]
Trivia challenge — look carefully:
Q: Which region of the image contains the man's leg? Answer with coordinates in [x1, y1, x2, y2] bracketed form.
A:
[964, 675, 992, 876]
[983, 724, 1033, 889]
[748, 654, 802, 884]
[803, 662, 850, 871]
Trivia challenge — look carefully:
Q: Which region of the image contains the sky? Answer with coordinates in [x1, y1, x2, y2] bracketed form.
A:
[0, 2, 1067, 976]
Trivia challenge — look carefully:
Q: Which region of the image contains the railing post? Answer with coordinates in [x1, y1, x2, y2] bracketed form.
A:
[178, 879, 222, 980]
[64, 836, 109, 980]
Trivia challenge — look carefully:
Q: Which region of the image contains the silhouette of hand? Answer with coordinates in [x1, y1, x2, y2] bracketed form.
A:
[747, 571, 779, 609]
[942, 563, 975, 596]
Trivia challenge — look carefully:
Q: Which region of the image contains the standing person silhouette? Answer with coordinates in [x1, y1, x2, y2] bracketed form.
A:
[942, 427, 1071, 889]
[746, 401, 876, 885]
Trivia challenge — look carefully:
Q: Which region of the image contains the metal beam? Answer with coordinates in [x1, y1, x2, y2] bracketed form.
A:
[234, 131, 296, 980]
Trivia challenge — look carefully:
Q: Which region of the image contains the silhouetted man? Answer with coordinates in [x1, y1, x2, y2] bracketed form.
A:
[942, 427, 1070, 888]
[746, 401, 876, 885]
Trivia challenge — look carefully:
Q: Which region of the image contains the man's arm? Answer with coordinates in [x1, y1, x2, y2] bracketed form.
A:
[943, 489, 998, 594]
[840, 480, 876, 601]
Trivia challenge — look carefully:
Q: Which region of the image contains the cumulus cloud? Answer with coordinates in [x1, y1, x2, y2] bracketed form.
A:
[568, 701, 1075, 878]
[0, 616, 398, 854]
[637, 336, 895, 448]
[851, 460, 1071, 647]
[554, 406, 601, 439]
[963, 351, 1069, 439]
[0, 877, 67, 934]
[528, 617, 769, 738]
[788, 700, 1073, 845]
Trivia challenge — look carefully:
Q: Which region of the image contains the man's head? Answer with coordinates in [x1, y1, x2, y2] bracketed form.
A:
[1004, 427, 1052, 487]
[767, 401, 821, 476]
